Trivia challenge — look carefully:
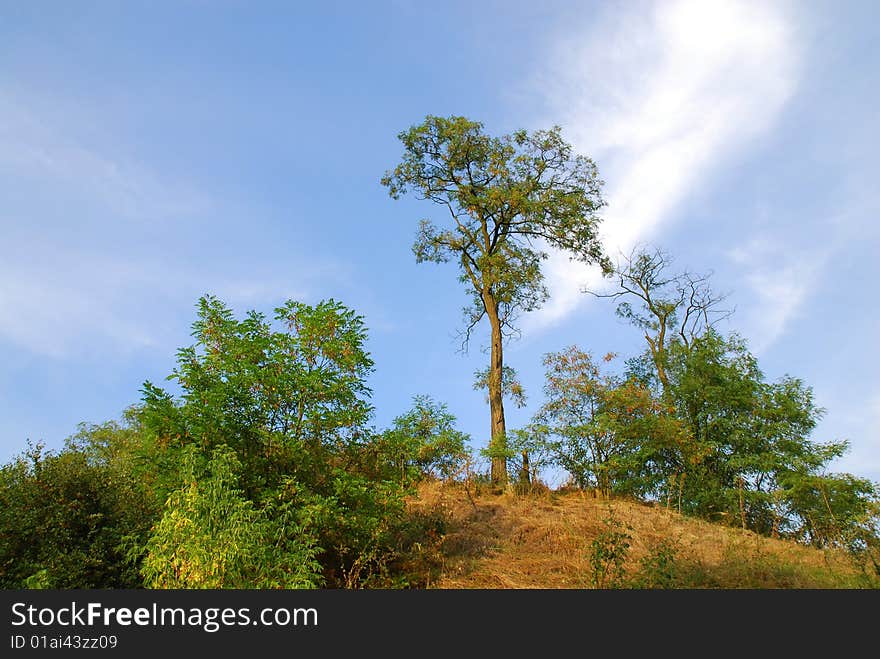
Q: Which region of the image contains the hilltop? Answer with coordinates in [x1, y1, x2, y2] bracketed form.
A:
[400, 481, 878, 589]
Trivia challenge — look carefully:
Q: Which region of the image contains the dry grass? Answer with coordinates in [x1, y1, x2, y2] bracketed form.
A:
[405, 481, 877, 589]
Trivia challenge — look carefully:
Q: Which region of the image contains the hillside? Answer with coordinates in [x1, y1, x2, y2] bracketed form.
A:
[404, 482, 878, 589]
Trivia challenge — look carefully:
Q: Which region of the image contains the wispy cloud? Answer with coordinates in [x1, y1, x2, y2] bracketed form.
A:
[0, 91, 210, 221]
[0, 89, 314, 358]
[524, 0, 802, 330]
[0, 257, 159, 358]
[727, 236, 830, 353]
[0, 246, 312, 359]
[0, 89, 205, 357]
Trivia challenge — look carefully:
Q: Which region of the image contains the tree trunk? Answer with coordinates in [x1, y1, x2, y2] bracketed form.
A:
[519, 450, 531, 487]
[647, 333, 670, 400]
[655, 350, 669, 396]
[483, 291, 508, 486]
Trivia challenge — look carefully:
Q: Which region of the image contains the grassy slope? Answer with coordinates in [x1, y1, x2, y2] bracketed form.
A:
[405, 482, 878, 589]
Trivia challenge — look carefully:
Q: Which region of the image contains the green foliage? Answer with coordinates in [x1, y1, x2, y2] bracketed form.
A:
[473, 365, 527, 409]
[22, 569, 52, 589]
[535, 347, 688, 497]
[140, 295, 374, 498]
[375, 395, 471, 483]
[501, 426, 558, 490]
[382, 116, 609, 328]
[780, 471, 879, 550]
[588, 511, 632, 589]
[633, 539, 679, 589]
[137, 295, 415, 587]
[663, 331, 879, 549]
[140, 445, 320, 589]
[0, 435, 154, 589]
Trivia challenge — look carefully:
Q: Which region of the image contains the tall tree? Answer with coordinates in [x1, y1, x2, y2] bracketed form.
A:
[472, 364, 530, 482]
[382, 115, 609, 484]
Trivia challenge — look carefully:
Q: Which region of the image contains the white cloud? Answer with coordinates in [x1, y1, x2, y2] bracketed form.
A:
[0, 260, 158, 358]
[0, 90, 207, 357]
[524, 0, 801, 330]
[727, 238, 829, 353]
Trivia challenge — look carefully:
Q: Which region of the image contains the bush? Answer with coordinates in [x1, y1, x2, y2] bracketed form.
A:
[137, 295, 420, 587]
[589, 511, 632, 589]
[0, 440, 153, 589]
[633, 539, 679, 589]
[377, 395, 471, 484]
[139, 446, 321, 589]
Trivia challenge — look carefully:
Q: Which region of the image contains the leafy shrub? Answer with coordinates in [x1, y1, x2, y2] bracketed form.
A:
[139, 445, 321, 589]
[589, 511, 632, 588]
[633, 539, 679, 589]
[137, 296, 418, 587]
[375, 395, 471, 484]
[0, 440, 153, 589]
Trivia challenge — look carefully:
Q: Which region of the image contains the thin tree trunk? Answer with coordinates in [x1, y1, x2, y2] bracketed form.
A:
[483, 291, 508, 486]
[520, 450, 531, 487]
[647, 334, 670, 400]
[655, 351, 669, 397]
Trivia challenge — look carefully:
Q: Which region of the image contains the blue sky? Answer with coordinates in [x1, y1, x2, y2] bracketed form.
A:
[1, 0, 878, 484]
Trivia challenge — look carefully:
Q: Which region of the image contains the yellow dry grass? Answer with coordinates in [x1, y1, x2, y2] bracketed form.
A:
[407, 481, 873, 589]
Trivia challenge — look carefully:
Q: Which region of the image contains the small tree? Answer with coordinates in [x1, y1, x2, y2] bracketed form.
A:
[780, 471, 879, 551]
[535, 347, 687, 498]
[378, 395, 471, 483]
[139, 295, 375, 500]
[589, 511, 632, 589]
[383, 116, 609, 485]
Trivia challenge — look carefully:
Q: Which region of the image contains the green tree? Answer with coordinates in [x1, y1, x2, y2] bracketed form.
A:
[138, 295, 413, 586]
[781, 471, 879, 552]
[589, 246, 730, 397]
[140, 295, 374, 500]
[665, 331, 879, 544]
[375, 395, 471, 483]
[382, 115, 610, 485]
[589, 511, 632, 588]
[534, 347, 688, 497]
